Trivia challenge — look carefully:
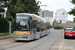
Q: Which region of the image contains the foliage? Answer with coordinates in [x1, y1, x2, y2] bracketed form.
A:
[73, 17, 75, 22]
[0, 17, 9, 33]
[54, 25, 63, 29]
[3, 0, 40, 18]
[68, 0, 75, 15]
[0, 0, 8, 2]
[53, 21, 57, 26]
[73, 26, 75, 29]
[0, 8, 5, 12]
[68, 7, 75, 16]
[71, 0, 75, 4]
[0, 33, 13, 36]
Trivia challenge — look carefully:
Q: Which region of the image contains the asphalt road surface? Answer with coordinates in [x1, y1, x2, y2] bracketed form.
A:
[0, 29, 64, 50]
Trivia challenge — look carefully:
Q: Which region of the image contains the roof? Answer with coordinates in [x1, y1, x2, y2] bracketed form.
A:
[66, 28, 73, 29]
[56, 8, 67, 13]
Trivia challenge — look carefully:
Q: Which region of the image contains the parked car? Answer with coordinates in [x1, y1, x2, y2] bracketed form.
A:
[64, 28, 75, 39]
[64, 27, 71, 31]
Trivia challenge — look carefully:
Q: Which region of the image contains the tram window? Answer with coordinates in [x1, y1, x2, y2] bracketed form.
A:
[15, 19, 30, 31]
[40, 22, 45, 31]
[32, 20, 37, 28]
[37, 22, 41, 32]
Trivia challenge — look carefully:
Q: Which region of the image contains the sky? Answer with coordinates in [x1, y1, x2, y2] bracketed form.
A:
[38, 0, 75, 21]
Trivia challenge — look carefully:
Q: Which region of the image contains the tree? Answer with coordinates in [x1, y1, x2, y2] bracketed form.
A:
[68, 0, 75, 15]
[0, 8, 5, 12]
[71, 0, 75, 4]
[73, 17, 75, 22]
[0, 0, 8, 2]
[4, 0, 40, 18]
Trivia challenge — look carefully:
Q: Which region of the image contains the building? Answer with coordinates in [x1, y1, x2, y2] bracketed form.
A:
[55, 8, 68, 23]
[40, 10, 54, 25]
[0, 0, 11, 17]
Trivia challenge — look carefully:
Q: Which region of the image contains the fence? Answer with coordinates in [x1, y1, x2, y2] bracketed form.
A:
[0, 18, 13, 36]
[0, 22, 13, 36]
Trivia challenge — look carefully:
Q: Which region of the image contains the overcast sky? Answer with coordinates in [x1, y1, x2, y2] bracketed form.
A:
[38, 0, 75, 21]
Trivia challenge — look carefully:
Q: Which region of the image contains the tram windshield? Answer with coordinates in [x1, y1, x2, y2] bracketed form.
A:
[15, 15, 30, 31]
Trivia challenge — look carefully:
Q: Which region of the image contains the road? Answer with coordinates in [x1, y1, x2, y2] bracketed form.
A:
[0, 29, 64, 50]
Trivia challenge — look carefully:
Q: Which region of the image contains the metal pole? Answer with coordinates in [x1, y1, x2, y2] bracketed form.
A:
[9, 22, 11, 34]
[40, 5, 47, 10]
[39, 5, 47, 17]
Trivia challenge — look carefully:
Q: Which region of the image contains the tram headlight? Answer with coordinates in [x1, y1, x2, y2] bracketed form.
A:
[28, 33, 30, 35]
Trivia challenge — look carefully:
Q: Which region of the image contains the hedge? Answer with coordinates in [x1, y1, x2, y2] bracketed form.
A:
[73, 26, 75, 29]
[0, 17, 9, 33]
[0, 8, 5, 12]
[54, 25, 63, 29]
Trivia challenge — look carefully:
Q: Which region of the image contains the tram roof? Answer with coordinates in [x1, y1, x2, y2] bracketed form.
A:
[16, 13, 47, 23]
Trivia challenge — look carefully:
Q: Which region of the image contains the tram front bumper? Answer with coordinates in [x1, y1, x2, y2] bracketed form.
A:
[13, 35, 31, 41]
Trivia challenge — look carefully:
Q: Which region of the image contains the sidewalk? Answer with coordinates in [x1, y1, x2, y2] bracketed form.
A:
[0, 35, 13, 40]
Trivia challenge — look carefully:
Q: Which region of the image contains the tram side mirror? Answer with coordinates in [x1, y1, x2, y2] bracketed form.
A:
[29, 17, 32, 24]
[29, 20, 31, 24]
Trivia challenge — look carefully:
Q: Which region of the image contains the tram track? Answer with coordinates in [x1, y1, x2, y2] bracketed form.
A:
[0, 38, 13, 42]
[0, 38, 27, 50]
[1, 42, 27, 50]
[50, 30, 63, 50]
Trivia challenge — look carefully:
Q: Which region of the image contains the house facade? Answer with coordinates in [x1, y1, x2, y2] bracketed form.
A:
[0, 0, 11, 17]
[55, 8, 68, 23]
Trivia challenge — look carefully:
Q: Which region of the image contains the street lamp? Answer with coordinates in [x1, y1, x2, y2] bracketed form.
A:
[39, 5, 47, 16]
[40, 5, 47, 10]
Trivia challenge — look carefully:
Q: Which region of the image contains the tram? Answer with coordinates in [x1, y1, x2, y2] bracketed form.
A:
[13, 13, 50, 41]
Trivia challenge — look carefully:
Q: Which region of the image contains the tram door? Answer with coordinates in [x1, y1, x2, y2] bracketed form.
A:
[32, 20, 37, 38]
[40, 22, 46, 36]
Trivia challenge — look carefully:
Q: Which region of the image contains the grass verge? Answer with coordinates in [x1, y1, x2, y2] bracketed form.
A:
[0, 33, 13, 36]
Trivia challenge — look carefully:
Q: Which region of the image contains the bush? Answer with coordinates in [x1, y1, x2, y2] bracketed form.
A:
[0, 17, 9, 33]
[0, 8, 5, 12]
[54, 25, 63, 29]
[73, 26, 75, 29]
